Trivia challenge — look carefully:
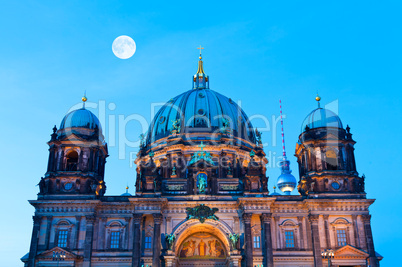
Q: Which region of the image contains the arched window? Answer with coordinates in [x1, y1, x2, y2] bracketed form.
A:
[66, 150, 78, 171]
[106, 221, 126, 250]
[326, 150, 338, 170]
[54, 219, 73, 249]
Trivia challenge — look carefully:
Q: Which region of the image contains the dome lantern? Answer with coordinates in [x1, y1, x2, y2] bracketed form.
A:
[193, 46, 209, 90]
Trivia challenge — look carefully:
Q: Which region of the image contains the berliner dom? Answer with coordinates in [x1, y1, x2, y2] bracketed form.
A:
[22, 53, 381, 267]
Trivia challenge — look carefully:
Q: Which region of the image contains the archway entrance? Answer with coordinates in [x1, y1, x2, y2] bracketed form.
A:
[172, 220, 233, 267]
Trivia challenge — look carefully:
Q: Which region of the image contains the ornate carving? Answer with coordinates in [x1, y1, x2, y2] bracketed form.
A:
[361, 214, 371, 223]
[188, 142, 214, 166]
[261, 213, 272, 224]
[171, 119, 181, 135]
[85, 215, 96, 224]
[152, 213, 163, 224]
[165, 233, 175, 250]
[186, 204, 219, 223]
[308, 214, 319, 224]
[242, 213, 252, 224]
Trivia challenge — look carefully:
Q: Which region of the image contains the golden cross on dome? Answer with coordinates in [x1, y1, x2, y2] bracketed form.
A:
[197, 45, 204, 58]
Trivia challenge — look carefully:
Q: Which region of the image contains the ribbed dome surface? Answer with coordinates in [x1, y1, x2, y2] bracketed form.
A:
[146, 88, 256, 145]
[301, 108, 343, 132]
[60, 108, 101, 130]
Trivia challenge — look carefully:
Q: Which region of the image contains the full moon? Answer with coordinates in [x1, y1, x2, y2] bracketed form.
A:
[112, 35, 136, 59]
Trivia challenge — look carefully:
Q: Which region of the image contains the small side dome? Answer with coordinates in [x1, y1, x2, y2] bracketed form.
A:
[301, 108, 343, 132]
[60, 108, 101, 130]
[121, 186, 132, 196]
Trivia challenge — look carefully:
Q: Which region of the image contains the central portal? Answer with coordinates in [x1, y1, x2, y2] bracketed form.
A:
[177, 232, 228, 267]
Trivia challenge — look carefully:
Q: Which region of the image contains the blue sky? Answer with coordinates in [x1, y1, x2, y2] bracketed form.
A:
[0, 1, 401, 266]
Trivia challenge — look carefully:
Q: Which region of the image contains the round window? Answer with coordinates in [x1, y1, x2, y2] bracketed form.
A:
[64, 182, 73, 191]
[198, 109, 205, 116]
[159, 116, 165, 124]
[198, 92, 205, 98]
[331, 182, 340, 190]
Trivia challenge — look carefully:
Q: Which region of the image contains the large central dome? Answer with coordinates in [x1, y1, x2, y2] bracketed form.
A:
[145, 88, 257, 146]
[145, 56, 256, 148]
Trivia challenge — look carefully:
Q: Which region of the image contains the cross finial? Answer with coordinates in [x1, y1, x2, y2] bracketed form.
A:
[197, 45, 204, 59]
[199, 141, 206, 151]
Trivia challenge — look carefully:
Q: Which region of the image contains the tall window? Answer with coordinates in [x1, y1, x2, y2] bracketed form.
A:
[337, 229, 347, 246]
[285, 231, 295, 248]
[110, 231, 120, 249]
[145, 236, 152, 249]
[57, 230, 68, 248]
[253, 236, 261, 248]
[66, 150, 78, 171]
[326, 150, 338, 170]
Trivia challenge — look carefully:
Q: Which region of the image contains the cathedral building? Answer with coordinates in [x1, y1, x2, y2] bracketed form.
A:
[22, 54, 382, 267]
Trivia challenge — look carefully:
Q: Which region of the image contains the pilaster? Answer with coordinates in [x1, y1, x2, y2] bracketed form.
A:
[152, 213, 163, 267]
[132, 213, 143, 267]
[309, 214, 323, 267]
[243, 213, 253, 267]
[261, 213, 274, 267]
[28, 215, 42, 267]
[362, 215, 378, 267]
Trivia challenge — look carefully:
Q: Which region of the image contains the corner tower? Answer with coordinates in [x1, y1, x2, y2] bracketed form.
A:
[39, 96, 108, 198]
[295, 96, 364, 197]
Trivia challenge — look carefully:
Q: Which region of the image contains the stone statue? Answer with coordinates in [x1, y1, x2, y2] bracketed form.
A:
[38, 177, 48, 194]
[171, 119, 181, 135]
[220, 118, 232, 134]
[139, 133, 145, 148]
[229, 233, 239, 249]
[255, 128, 262, 145]
[165, 234, 175, 250]
[197, 174, 207, 194]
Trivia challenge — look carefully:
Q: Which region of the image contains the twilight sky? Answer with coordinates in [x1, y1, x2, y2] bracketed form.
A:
[0, 1, 401, 266]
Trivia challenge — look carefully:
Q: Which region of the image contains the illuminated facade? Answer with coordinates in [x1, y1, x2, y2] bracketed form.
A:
[22, 55, 381, 267]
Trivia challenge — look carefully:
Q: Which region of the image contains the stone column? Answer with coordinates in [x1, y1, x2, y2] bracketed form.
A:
[74, 216, 82, 249]
[261, 213, 274, 267]
[28, 216, 42, 267]
[362, 215, 378, 267]
[243, 213, 253, 267]
[83, 215, 95, 267]
[323, 215, 331, 248]
[309, 214, 323, 267]
[305, 215, 313, 250]
[132, 214, 143, 267]
[152, 213, 163, 267]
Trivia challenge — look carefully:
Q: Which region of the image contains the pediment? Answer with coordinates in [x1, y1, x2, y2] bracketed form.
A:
[37, 247, 81, 260]
[335, 245, 368, 258]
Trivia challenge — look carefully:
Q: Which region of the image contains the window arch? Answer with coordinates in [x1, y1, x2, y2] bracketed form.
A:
[278, 219, 299, 249]
[330, 217, 352, 248]
[105, 220, 126, 250]
[54, 219, 73, 248]
[326, 150, 338, 170]
[66, 150, 79, 171]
